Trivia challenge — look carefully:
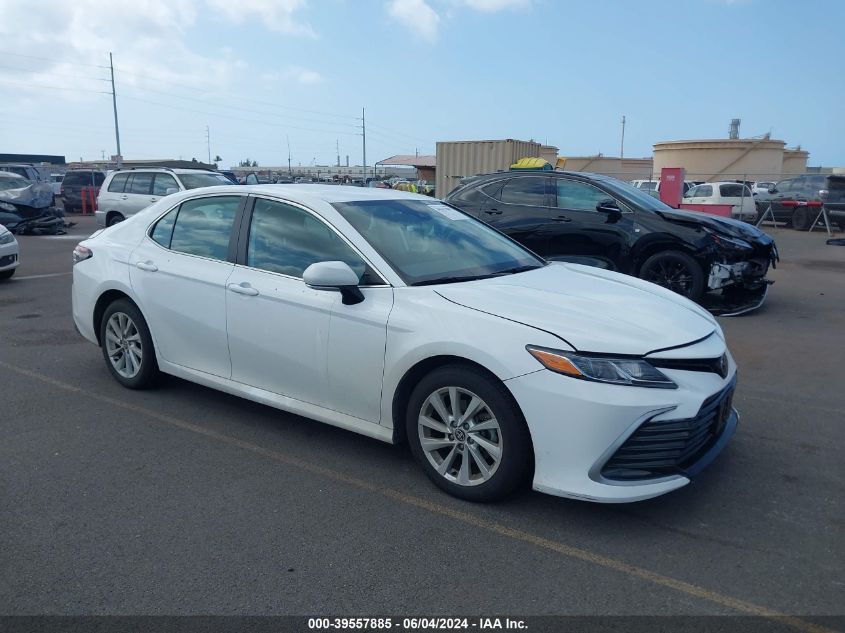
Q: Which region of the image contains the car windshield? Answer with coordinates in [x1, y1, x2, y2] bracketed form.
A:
[332, 199, 544, 286]
[178, 173, 233, 189]
[0, 175, 30, 190]
[639, 181, 658, 190]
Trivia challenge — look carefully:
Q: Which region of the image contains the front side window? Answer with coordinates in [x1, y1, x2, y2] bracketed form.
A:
[168, 196, 241, 261]
[555, 179, 612, 211]
[153, 174, 179, 196]
[108, 173, 129, 193]
[128, 173, 153, 195]
[697, 185, 713, 197]
[333, 199, 543, 286]
[247, 198, 367, 281]
[500, 176, 546, 206]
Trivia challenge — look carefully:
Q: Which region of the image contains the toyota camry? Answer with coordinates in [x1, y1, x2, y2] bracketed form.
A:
[71, 185, 738, 503]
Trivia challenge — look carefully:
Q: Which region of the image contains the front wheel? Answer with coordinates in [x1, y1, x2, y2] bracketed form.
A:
[639, 250, 705, 301]
[406, 366, 532, 502]
[0, 269, 15, 280]
[99, 299, 159, 389]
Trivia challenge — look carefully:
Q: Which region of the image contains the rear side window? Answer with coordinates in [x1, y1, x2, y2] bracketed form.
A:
[168, 196, 241, 261]
[93, 172, 105, 185]
[128, 173, 153, 195]
[719, 184, 749, 197]
[150, 208, 177, 247]
[500, 176, 546, 206]
[108, 173, 129, 192]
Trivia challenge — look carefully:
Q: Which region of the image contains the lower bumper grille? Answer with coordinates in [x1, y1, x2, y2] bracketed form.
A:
[0, 254, 17, 267]
[601, 377, 736, 481]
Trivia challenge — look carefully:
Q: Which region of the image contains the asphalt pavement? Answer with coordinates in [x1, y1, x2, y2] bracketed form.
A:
[0, 216, 843, 629]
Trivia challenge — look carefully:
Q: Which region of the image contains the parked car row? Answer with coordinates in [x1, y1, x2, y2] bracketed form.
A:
[753, 174, 845, 230]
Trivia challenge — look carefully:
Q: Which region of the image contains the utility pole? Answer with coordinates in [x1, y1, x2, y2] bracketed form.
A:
[336, 139, 340, 167]
[286, 135, 292, 177]
[205, 125, 211, 165]
[620, 115, 626, 160]
[109, 52, 122, 167]
[361, 107, 367, 183]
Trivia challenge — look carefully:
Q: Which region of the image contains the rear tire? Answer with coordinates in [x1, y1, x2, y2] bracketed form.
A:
[638, 250, 705, 301]
[792, 207, 812, 231]
[99, 299, 159, 389]
[106, 213, 125, 227]
[406, 365, 533, 502]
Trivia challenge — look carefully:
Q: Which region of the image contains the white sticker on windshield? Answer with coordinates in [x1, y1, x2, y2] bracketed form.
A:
[428, 204, 467, 220]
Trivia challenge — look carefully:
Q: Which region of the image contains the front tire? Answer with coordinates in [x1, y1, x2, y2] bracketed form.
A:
[99, 299, 159, 389]
[406, 365, 532, 502]
[639, 250, 705, 301]
[0, 269, 15, 280]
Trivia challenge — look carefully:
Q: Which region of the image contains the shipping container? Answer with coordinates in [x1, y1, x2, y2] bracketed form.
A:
[435, 139, 542, 197]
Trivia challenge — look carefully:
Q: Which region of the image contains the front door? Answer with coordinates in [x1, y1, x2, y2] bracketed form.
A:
[478, 175, 550, 257]
[225, 197, 391, 422]
[544, 177, 634, 272]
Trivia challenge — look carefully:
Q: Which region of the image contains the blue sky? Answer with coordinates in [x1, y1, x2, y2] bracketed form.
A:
[1, 0, 843, 168]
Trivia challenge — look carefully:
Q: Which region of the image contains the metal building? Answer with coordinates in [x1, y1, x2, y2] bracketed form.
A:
[436, 139, 541, 197]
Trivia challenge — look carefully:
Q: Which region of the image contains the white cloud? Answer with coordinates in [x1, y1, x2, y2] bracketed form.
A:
[205, 0, 315, 36]
[261, 67, 324, 84]
[387, 0, 441, 42]
[461, 0, 530, 11]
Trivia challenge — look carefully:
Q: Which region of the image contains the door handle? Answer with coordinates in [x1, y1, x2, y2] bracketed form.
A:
[552, 215, 571, 222]
[228, 282, 259, 296]
[484, 209, 503, 215]
[120, 195, 128, 200]
[135, 261, 158, 272]
[150, 197, 158, 203]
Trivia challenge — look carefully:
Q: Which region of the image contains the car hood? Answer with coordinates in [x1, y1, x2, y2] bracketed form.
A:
[435, 263, 717, 356]
[656, 208, 771, 243]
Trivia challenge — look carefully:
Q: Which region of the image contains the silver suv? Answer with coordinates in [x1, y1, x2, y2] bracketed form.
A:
[96, 168, 233, 227]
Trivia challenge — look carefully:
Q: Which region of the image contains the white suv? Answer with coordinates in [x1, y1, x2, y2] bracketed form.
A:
[96, 168, 233, 227]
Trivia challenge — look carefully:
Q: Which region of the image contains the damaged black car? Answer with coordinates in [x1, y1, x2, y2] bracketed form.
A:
[445, 170, 778, 315]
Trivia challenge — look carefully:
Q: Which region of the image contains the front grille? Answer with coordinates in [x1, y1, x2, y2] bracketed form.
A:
[0, 254, 17, 267]
[650, 354, 729, 378]
[601, 378, 736, 481]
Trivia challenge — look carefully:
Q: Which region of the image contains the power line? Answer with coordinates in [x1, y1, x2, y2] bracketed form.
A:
[0, 77, 110, 95]
[0, 50, 109, 69]
[117, 93, 363, 137]
[0, 64, 110, 83]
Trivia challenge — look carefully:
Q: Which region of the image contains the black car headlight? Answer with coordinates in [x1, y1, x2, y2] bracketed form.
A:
[526, 346, 677, 389]
[704, 229, 753, 252]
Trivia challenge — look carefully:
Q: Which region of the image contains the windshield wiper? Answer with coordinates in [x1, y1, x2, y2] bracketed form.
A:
[411, 274, 498, 286]
[489, 264, 544, 276]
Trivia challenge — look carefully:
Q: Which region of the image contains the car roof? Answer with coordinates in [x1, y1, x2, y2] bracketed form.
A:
[0, 171, 25, 179]
[242, 184, 430, 204]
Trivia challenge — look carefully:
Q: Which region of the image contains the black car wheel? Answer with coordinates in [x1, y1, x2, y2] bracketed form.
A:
[792, 207, 812, 231]
[639, 251, 705, 301]
[106, 213, 125, 227]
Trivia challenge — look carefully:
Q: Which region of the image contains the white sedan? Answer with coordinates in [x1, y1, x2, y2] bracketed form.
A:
[71, 185, 738, 503]
[0, 223, 19, 280]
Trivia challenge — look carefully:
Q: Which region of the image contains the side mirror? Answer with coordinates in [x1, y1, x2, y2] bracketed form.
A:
[596, 199, 619, 213]
[768, 186, 777, 194]
[303, 261, 364, 305]
[165, 187, 179, 195]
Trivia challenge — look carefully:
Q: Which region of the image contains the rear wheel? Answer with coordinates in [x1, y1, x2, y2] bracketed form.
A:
[406, 365, 532, 502]
[639, 250, 705, 301]
[99, 299, 159, 389]
[792, 207, 812, 230]
[106, 213, 125, 227]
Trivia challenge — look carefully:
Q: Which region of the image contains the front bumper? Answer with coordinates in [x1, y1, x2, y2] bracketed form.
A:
[0, 240, 19, 271]
[505, 364, 737, 503]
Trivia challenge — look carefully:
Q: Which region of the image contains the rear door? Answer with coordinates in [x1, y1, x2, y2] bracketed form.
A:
[477, 175, 550, 256]
[129, 194, 245, 377]
[121, 172, 157, 217]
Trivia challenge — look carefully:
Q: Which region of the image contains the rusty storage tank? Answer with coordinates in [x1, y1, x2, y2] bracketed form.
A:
[436, 139, 541, 197]
[652, 138, 786, 182]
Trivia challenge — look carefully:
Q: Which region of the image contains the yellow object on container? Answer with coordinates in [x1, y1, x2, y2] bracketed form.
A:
[510, 157, 551, 170]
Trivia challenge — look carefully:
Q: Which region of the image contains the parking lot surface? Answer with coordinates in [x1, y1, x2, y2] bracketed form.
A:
[1, 217, 843, 627]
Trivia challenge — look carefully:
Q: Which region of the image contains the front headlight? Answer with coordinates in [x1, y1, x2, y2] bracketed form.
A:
[0, 231, 14, 245]
[526, 346, 677, 389]
[704, 228, 753, 251]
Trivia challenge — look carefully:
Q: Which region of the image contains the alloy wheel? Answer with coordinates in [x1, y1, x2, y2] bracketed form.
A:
[643, 259, 695, 295]
[104, 312, 143, 379]
[418, 386, 503, 486]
